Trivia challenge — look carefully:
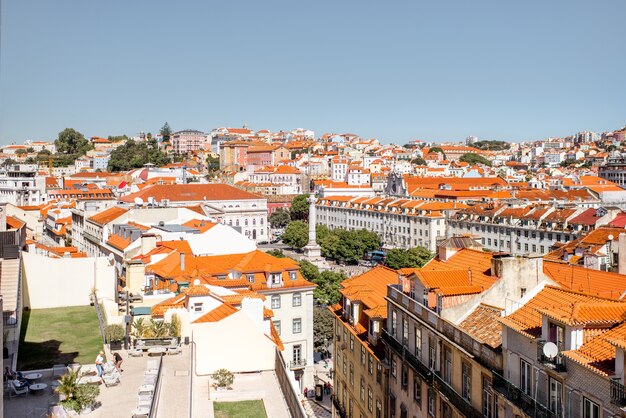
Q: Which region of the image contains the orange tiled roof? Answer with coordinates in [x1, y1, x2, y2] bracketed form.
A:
[340, 265, 398, 315]
[422, 249, 495, 289]
[543, 261, 626, 300]
[192, 303, 237, 323]
[120, 184, 262, 203]
[499, 285, 626, 338]
[107, 233, 132, 251]
[563, 322, 626, 376]
[458, 304, 503, 348]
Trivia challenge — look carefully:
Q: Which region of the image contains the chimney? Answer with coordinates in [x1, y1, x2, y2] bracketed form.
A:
[141, 234, 158, 254]
[618, 234, 626, 275]
[180, 252, 185, 272]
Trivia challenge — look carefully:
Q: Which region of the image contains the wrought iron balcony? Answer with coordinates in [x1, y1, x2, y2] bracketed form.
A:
[289, 359, 307, 370]
[610, 378, 626, 406]
[332, 396, 347, 418]
[382, 329, 432, 383]
[536, 340, 567, 372]
[492, 371, 556, 418]
[432, 372, 482, 418]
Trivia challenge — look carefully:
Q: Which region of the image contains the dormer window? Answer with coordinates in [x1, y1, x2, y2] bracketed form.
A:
[193, 303, 203, 312]
[246, 274, 255, 283]
[289, 271, 297, 281]
[548, 322, 565, 349]
[271, 273, 281, 285]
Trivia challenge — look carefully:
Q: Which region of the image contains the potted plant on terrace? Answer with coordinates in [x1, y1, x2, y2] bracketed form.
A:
[211, 368, 234, 391]
[105, 324, 125, 350]
[56, 368, 100, 414]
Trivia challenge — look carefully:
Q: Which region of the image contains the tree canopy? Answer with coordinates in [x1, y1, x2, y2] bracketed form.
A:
[160, 122, 172, 143]
[385, 247, 433, 270]
[108, 135, 130, 143]
[470, 140, 510, 151]
[107, 139, 170, 172]
[459, 152, 492, 167]
[55, 128, 92, 156]
[313, 307, 334, 353]
[429, 147, 446, 159]
[411, 157, 426, 165]
[290, 194, 310, 221]
[265, 249, 285, 258]
[317, 226, 380, 264]
[206, 155, 220, 178]
[312, 270, 347, 305]
[269, 209, 291, 228]
[281, 221, 309, 249]
[299, 260, 320, 282]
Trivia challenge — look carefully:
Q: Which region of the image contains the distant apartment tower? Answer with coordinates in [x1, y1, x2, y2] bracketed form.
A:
[599, 154, 626, 188]
[171, 130, 208, 154]
[466, 135, 478, 145]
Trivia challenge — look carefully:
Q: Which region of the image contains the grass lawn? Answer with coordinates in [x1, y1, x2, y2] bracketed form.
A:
[18, 306, 104, 370]
[213, 400, 268, 418]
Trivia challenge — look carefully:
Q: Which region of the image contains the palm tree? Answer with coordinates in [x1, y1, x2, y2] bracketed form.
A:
[55, 367, 80, 401]
[132, 318, 148, 339]
[149, 319, 170, 338]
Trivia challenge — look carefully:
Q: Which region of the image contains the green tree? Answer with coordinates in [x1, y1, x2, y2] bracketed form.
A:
[313, 307, 334, 353]
[15, 149, 26, 156]
[290, 194, 310, 220]
[26, 147, 35, 153]
[470, 140, 510, 151]
[269, 209, 291, 228]
[1, 158, 16, 167]
[160, 122, 172, 143]
[312, 270, 346, 305]
[55, 128, 92, 156]
[108, 135, 130, 143]
[459, 152, 492, 167]
[37, 149, 51, 157]
[206, 155, 220, 177]
[108, 139, 170, 171]
[281, 220, 309, 249]
[411, 157, 426, 165]
[429, 146, 446, 159]
[299, 260, 320, 282]
[266, 249, 286, 258]
[319, 228, 380, 264]
[385, 247, 433, 270]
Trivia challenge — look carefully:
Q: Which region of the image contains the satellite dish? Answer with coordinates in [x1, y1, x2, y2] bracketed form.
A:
[134, 197, 144, 206]
[543, 342, 559, 359]
[609, 235, 614, 241]
[193, 279, 200, 286]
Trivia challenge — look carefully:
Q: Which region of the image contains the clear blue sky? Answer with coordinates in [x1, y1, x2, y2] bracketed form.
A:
[1, 0, 625, 145]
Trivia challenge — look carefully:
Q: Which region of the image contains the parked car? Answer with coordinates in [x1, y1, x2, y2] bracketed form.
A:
[257, 240, 269, 245]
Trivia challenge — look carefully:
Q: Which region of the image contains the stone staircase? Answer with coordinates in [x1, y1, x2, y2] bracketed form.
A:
[1, 257, 21, 312]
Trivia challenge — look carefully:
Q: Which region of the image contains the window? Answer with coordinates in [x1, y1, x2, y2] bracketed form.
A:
[520, 287, 527, 298]
[273, 320, 281, 335]
[350, 335, 354, 351]
[415, 326, 422, 358]
[368, 387, 373, 412]
[292, 318, 302, 334]
[423, 290, 428, 306]
[289, 271, 297, 281]
[442, 402, 452, 418]
[462, 362, 471, 401]
[414, 377, 422, 403]
[360, 378, 365, 400]
[361, 346, 366, 365]
[293, 345, 302, 365]
[428, 337, 436, 370]
[376, 362, 382, 385]
[246, 274, 255, 283]
[548, 322, 565, 348]
[292, 292, 301, 307]
[428, 389, 435, 417]
[391, 310, 397, 336]
[343, 354, 347, 374]
[401, 363, 408, 390]
[390, 393, 396, 418]
[583, 398, 599, 418]
[482, 377, 493, 418]
[193, 303, 203, 312]
[402, 318, 409, 344]
[271, 295, 281, 309]
[549, 377, 563, 416]
[349, 363, 354, 386]
[376, 400, 382, 418]
[443, 347, 452, 384]
[391, 355, 397, 378]
[520, 359, 532, 395]
[271, 273, 281, 284]
[368, 354, 373, 374]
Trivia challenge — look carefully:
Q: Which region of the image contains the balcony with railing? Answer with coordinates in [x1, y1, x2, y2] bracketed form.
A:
[536, 340, 567, 373]
[332, 396, 347, 418]
[288, 359, 307, 370]
[382, 329, 432, 383]
[610, 378, 626, 407]
[492, 371, 556, 418]
[433, 371, 482, 418]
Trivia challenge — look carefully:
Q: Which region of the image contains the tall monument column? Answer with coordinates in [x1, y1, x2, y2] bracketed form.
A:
[307, 195, 317, 246]
[303, 195, 328, 269]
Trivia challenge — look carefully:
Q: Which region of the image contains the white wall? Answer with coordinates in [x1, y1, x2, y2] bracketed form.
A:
[22, 252, 116, 309]
[192, 311, 277, 375]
